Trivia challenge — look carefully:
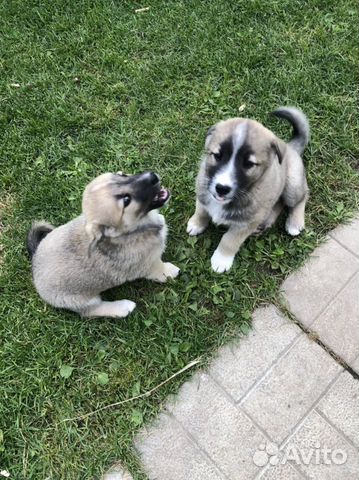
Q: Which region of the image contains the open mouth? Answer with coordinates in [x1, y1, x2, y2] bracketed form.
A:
[211, 191, 230, 203]
[212, 193, 225, 202]
[149, 187, 170, 210]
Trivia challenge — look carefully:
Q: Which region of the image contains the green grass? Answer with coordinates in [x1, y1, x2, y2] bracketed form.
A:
[0, 0, 358, 478]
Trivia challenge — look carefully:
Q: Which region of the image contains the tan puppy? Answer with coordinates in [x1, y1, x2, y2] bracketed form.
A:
[187, 107, 310, 273]
[27, 171, 180, 318]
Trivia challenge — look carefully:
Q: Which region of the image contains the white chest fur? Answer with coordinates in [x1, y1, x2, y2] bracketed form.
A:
[205, 197, 231, 226]
[149, 211, 167, 242]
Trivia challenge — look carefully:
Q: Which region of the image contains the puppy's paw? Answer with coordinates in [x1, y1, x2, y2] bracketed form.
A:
[186, 217, 207, 236]
[211, 250, 234, 273]
[285, 219, 304, 236]
[163, 262, 180, 280]
[149, 262, 180, 282]
[114, 300, 136, 317]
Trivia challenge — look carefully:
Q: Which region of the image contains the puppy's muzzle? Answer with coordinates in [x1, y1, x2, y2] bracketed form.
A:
[149, 172, 160, 185]
[141, 171, 162, 189]
[141, 172, 170, 210]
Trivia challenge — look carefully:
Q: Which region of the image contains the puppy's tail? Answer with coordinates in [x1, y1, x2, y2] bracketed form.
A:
[26, 222, 54, 258]
[271, 106, 310, 155]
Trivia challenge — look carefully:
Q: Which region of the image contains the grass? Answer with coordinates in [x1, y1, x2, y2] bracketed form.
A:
[0, 0, 358, 478]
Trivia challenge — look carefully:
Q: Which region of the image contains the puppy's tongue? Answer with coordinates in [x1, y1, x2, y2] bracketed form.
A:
[154, 188, 169, 202]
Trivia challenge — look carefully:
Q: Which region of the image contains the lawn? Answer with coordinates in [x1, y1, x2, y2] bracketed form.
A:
[0, 0, 358, 478]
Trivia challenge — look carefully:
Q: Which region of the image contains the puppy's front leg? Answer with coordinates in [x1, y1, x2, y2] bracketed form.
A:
[147, 260, 180, 283]
[211, 224, 256, 273]
[187, 199, 210, 236]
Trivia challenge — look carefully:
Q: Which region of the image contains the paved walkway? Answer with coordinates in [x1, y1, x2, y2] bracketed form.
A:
[105, 217, 359, 480]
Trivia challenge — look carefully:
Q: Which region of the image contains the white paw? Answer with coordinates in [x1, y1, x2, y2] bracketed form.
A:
[211, 250, 234, 273]
[186, 218, 207, 236]
[114, 300, 136, 317]
[285, 220, 304, 236]
[163, 262, 180, 280]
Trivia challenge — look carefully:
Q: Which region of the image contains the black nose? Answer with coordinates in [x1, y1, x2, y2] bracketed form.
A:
[215, 183, 231, 196]
[149, 172, 159, 185]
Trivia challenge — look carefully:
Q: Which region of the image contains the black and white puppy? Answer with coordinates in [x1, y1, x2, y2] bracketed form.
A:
[187, 107, 310, 273]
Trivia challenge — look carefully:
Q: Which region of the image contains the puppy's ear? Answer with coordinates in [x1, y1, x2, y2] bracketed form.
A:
[271, 141, 284, 164]
[205, 125, 216, 149]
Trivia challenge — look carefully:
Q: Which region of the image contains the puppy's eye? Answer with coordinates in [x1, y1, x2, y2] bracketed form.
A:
[212, 152, 221, 162]
[243, 159, 255, 169]
[123, 194, 131, 207]
[242, 155, 257, 169]
[115, 194, 132, 207]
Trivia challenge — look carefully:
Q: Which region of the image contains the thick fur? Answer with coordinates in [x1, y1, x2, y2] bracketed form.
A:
[187, 106, 309, 273]
[29, 172, 180, 318]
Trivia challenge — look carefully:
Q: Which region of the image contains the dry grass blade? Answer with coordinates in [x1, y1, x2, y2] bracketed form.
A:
[61, 358, 201, 423]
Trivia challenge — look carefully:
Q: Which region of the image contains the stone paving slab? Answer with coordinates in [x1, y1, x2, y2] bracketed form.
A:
[166, 372, 265, 480]
[241, 334, 342, 444]
[329, 216, 359, 258]
[284, 410, 359, 480]
[135, 412, 225, 480]
[134, 306, 357, 479]
[282, 237, 359, 327]
[103, 464, 133, 480]
[257, 462, 305, 479]
[310, 271, 359, 367]
[353, 355, 359, 375]
[317, 367, 359, 448]
[210, 305, 301, 402]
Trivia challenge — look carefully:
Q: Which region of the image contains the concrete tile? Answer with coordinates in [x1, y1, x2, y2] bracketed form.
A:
[317, 369, 359, 448]
[282, 238, 359, 327]
[242, 335, 342, 444]
[285, 410, 359, 479]
[135, 412, 224, 480]
[210, 305, 301, 402]
[311, 271, 359, 367]
[330, 216, 359, 258]
[103, 474, 123, 480]
[167, 373, 264, 480]
[103, 465, 133, 480]
[353, 355, 359, 375]
[258, 462, 305, 479]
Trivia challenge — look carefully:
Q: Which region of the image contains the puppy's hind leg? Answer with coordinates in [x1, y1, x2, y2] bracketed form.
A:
[80, 297, 136, 318]
[283, 149, 309, 236]
[285, 195, 307, 236]
[187, 199, 210, 236]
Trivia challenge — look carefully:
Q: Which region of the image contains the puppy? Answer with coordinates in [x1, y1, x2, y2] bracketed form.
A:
[187, 107, 310, 273]
[27, 171, 180, 318]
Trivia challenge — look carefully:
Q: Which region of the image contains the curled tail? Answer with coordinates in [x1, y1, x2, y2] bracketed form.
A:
[271, 106, 310, 155]
[26, 222, 54, 258]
